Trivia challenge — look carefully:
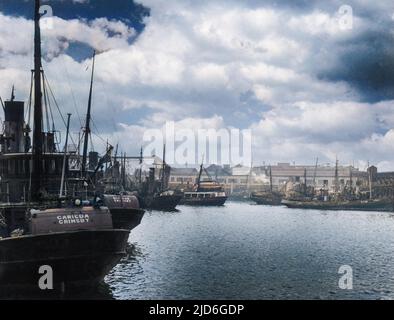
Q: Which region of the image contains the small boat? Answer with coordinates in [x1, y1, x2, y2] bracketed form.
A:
[179, 163, 228, 206]
[250, 166, 283, 205]
[250, 191, 282, 206]
[142, 190, 183, 211]
[139, 145, 182, 211]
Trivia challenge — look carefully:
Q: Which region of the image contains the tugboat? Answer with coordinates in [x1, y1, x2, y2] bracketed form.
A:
[0, 0, 129, 291]
[139, 145, 182, 211]
[142, 189, 183, 211]
[250, 166, 283, 205]
[179, 163, 227, 206]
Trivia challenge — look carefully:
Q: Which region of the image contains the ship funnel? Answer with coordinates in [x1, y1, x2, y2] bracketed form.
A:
[0, 99, 27, 153]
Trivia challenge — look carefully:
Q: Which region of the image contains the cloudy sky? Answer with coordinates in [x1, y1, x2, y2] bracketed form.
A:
[1, 0, 394, 170]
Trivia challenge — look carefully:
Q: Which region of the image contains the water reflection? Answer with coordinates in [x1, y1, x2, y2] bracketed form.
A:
[107, 202, 394, 300]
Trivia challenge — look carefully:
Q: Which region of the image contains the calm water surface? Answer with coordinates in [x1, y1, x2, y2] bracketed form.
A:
[104, 201, 394, 300]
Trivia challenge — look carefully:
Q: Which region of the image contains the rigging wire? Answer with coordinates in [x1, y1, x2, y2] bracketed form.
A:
[43, 72, 60, 146]
[41, 71, 51, 132]
[25, 71, 34, 126]
[42, 73, 78, 149]
[94, 75, 121, 148]
[62, 55, 83, 128]
[90, 117, 111, 149]
[89, 133, 94, 153]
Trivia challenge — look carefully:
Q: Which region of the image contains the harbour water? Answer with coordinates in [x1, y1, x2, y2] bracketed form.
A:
[105, 201, 394, 300]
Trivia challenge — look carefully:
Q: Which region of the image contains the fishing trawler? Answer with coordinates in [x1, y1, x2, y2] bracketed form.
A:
[138, 146, 182, 211]
[65, 51, 145, 231]
[251, 191, 282, 205]
[99, 153, 145, 229]
[281, 161, 394, 212]
[180, 163, 227, 206]
[250, 166, 283, 205]
[0, 0, 129, 291]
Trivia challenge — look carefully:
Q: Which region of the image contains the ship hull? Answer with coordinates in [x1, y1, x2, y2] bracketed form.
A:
[103, 195, 145, 230]
[250, 191, 283, 206]
[0, 229, 129, 291]
[110, 208, 145, 230]
[250, 196, 282, 206]
[282, 199, 394, 212]
[145, 195, 182, 211]
[179, 196, 228, 206]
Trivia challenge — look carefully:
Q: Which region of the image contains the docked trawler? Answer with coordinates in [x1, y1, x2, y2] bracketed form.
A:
[250, 166, 283, 205]
[281, 161, 394, 212]
[0, 0, 129, 291]
[251, 191, 282, 205]
[138, 146, 182, 211]
[140, 177, 182, 211]
[180, 163, 228, 206]
[66, 51, 144, 231]
[98, 152, 145, 229]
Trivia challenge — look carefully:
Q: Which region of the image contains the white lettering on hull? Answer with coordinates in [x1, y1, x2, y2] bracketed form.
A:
[57, 214, 90, 225]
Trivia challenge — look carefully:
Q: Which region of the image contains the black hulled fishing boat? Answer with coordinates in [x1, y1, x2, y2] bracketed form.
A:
[0, 0, 129, 291]
[99, 152, 145, 229]
[179, 163, 227, 206]
[250, 191, 282, 205]
[67, 51, 144, 231]
[139, 145, 182, 211]
[250, 166, 283, 205]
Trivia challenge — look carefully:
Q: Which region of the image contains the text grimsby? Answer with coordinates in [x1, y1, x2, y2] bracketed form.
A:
[57, 214, 90, 225]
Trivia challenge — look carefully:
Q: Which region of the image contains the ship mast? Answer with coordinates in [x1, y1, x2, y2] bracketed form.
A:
[139, 146, 143, 183]
[31, 0, 44, 202]
[312, 157, 318, 187]
[334, 158, 339, 194]
[161, 144, 166, 192]
[81, 51, 96, 178]
[197, 162, 203, 191]
[368, 164, 373, 200]
[303, 168, 307, 195]
[10, 85, 15, 102]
